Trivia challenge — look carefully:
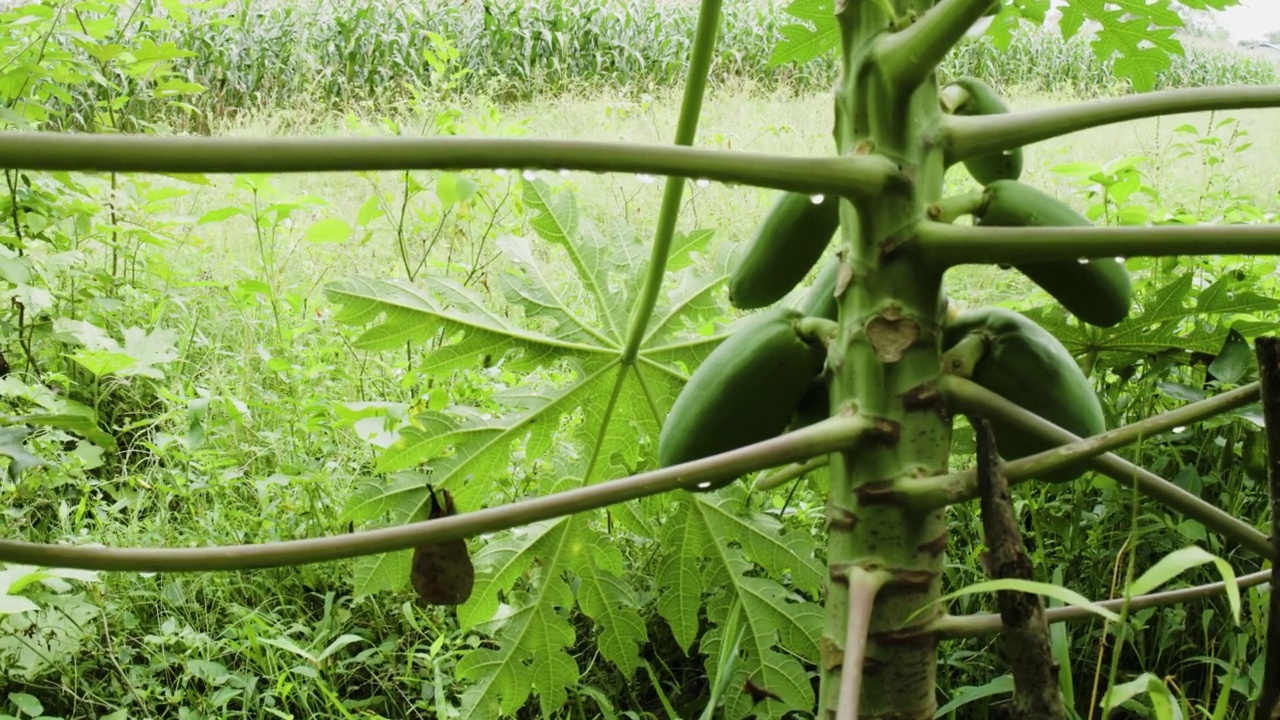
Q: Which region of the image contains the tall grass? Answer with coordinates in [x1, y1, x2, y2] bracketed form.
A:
[25, 0, 1280, 133]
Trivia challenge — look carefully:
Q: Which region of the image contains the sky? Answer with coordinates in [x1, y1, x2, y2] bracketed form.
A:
[1215, 3, 1280, 43]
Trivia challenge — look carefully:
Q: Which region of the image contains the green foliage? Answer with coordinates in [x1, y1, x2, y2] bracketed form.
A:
[2, 0, 1278, 718]
[3, 0, 1277, 136]
[318, 176, 833, 714]
[771, 0, 1274, 95]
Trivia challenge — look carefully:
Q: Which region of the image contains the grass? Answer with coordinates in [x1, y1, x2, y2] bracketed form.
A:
[186, 83, 1280, 316]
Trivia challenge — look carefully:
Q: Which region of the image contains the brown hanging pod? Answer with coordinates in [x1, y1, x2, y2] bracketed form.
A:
[409, 486, 475, 606]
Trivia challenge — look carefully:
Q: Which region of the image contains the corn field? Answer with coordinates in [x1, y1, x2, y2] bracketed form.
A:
[11, 0, 1280, 133]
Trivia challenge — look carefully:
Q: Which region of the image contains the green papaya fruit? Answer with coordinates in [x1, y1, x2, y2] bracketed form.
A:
[729, 191, 840, 310]
[786, 379, 831, 432]
[799, 255, 842, 320]
[975, 180, 1132, 329]
[940, 78, 1023, 185]
[942, 306, 1105, 482]
[659, 307, 828, 490]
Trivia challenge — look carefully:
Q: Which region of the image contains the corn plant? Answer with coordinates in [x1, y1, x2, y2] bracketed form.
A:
[2, 0, 1280, 718]
[8, 0, 1278, 133]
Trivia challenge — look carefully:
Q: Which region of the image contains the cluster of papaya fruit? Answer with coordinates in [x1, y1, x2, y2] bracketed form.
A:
[657, 78, 1132, 489]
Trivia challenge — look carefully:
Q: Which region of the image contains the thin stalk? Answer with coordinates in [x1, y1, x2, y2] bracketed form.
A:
[941, 85, 1280, 166]
[910, 378, 1263, 502]
[910, 222, 1280, 265]
[931, 569, 1271, 639]
[0, 133, 904, 199]
[903, 377, 1274, 559]
[927, 190, 984, 224]
[873, 0, 996, 93]
[753, 455, 832, 492]
[836, 567, 890, 720]
[0, 415, 870, 573]
[621, 0, 720, 366]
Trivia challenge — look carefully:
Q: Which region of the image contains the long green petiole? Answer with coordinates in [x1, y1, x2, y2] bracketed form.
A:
[621, 0, 721, 366]
[895, 377, 1273, 559]
[0, 133, 904, 199]
[0, 415, 870, 573]
[753, 454, 832, 492]
[873, 0, 996, 93]
[910, 222, 1280, 264]
[836, 566, 891, 720]
[941, 85, 1280, 166]
[931, 568, 1271, 639]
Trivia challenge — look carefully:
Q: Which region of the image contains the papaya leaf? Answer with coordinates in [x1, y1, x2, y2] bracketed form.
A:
[766, 0, 838, 67]
[651, 487, 824, 718]
[1056, 0, 1189, 93]
[452, 515, 646, 718]
[699, 549, 823, 719]
[326, 178, 751, 713]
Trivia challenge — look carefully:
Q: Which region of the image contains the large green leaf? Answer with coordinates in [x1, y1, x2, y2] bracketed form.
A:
[1058, 0, 1240, 92]
[326, 175, 832, 717]
[659, 487, 826, 719]
[764, 0, 1238, 93]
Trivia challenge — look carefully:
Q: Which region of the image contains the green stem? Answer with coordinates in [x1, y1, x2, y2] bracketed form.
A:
[900, 377, 1274, 559]
[753, 454, 832, 492]
[931, 568, 1271, 639]
[873, 0, 996, 92]
[0, 132, 903, 199]
[797, 316, 841, 348]
[0, 415, 869, 573]
[940, 331, 986, 378]
[941, 85, 1280, 167]
[911, 221, 1280, 265]
[836, 566, 890, 720]
[928, 190, 985, 224]
[621, 0, 721, 366]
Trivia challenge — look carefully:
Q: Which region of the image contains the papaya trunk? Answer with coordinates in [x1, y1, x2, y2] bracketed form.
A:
[821, 2, 954, 716]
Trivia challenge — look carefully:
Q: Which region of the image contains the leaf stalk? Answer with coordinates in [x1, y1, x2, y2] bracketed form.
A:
[941, 85, 1280, 166]
[931, 569, 1271, 639]
[903, 377, 1274, 559]
[912, 222, 1280, 265]
[621, 0, 721, 366]
[0, 132, 903, 199]
[873, 0, 996, 92]
[0, 416, 869, 573]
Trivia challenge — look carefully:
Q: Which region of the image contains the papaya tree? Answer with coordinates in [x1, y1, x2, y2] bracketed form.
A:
[1, 0, 1279, 718]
